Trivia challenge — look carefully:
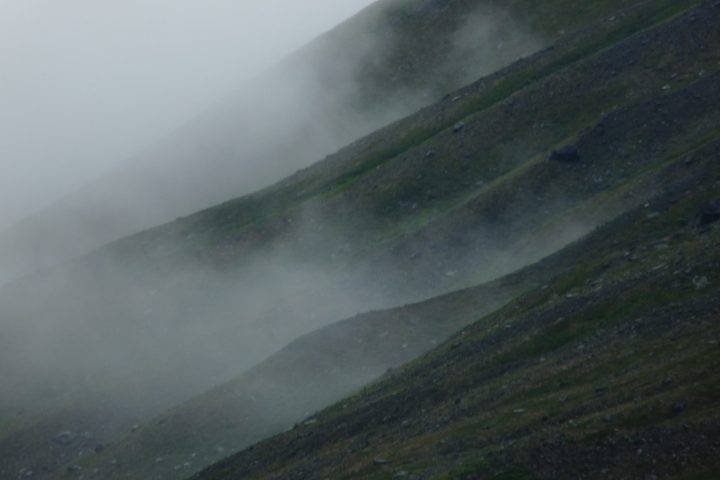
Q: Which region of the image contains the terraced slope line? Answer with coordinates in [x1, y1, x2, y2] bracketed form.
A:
[191, 138, 720, 480]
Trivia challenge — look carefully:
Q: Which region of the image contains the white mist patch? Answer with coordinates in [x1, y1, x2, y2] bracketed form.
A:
[445, 6, 544, 86]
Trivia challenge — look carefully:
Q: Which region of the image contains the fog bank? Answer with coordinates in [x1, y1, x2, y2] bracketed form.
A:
[0, 0, 374, 229]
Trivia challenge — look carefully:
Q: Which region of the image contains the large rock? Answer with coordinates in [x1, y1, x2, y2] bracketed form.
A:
[690, 201, 720, 228]
[549, 145, 581, 163]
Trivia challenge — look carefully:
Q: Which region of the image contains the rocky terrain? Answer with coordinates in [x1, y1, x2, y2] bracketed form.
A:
[1, 1, 719, 479]
[192, 137, 720, 480]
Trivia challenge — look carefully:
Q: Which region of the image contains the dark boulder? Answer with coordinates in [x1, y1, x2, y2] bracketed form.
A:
[549, 145, 581, 163]
[690, 201, 720, 228]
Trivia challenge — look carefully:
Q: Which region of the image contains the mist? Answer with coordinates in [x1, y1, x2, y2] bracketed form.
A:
[0, 1, 552, 478]
[0, 0, 374, 230]
[0, 0, 545, 286]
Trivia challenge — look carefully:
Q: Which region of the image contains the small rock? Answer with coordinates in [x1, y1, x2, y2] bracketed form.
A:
[374, 457, 391, 465]
[690, 204, 720, 228]
[671, 401, 687, 414]
[693, 276, 709, 290]
[549, 145, 580, 163]
[53, 430, 78, 446]
[453, 122, 465, 133]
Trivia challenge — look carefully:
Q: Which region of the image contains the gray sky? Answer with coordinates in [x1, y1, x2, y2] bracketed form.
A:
[0, 0, 375, 228]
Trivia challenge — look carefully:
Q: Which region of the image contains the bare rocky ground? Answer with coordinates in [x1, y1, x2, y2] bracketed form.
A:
[191, 138, 720, 480]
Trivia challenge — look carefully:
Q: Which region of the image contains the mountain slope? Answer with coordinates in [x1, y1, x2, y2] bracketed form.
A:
[191, 136, 720, 480]
[59, 282, 518, 480]
[44, 2, 720, 477]
[0, 0, 548, 285]
[1, 0, 718, 478]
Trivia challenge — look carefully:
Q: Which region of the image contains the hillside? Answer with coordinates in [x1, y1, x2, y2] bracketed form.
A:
[0, 0, 548, 285]
[191, 135, 720, 480]
[68, 134, 720, 480]
[59, 282, 517, 480]
[2, 0, 719, 478]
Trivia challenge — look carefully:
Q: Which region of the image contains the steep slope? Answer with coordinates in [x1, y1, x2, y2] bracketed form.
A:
[191, 136, 720, 480]
[58, 282, 517, 480]
[0, 0, 548, 285]
[58, 48, 720, 480]
[44, 2, 720, 477]
[2, 0, 718, 478]
[104, 0, 716, 298]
